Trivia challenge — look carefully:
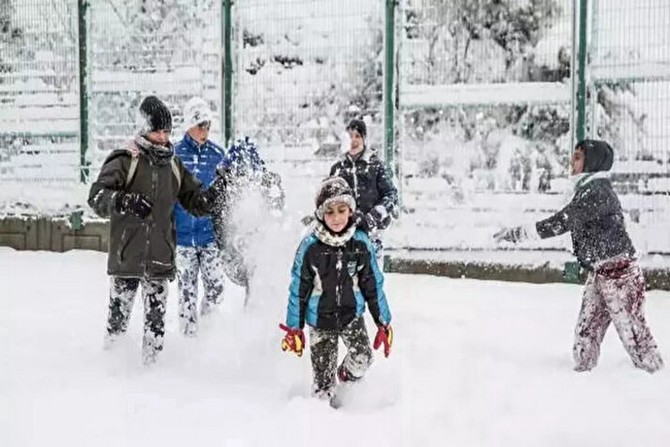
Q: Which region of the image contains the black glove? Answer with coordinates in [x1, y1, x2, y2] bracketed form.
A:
[368, 205, 392, 230]
[115, 192, 152, 219]
[205, 166, 231, 213]
[493, 226, 527, 243]
[355, 206, 391, 232]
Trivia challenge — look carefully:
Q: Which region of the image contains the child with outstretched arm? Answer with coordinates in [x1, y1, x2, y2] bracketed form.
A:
[494, 139, 663, 373]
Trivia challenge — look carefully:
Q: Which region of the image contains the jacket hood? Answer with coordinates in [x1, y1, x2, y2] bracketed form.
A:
[578, 139, 614, 173]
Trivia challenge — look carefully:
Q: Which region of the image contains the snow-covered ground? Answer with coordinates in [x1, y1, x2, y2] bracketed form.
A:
[2, 247, 669, 447]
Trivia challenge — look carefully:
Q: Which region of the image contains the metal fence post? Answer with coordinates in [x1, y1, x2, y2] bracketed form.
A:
[384, 0, 396, 171]
[223, 0, 233, 146]
[77, 0, 90, 183]
[575, 0, 588, 143]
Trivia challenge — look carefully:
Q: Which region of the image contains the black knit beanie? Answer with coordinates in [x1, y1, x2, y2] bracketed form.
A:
[138, 96, 172, 133]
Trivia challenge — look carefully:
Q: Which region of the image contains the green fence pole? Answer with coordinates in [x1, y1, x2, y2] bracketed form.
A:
[383, 0, 396, 171]
[223, 0, 233, 146]
[576, 0, 588, 142]
[77, 0, 90, 183]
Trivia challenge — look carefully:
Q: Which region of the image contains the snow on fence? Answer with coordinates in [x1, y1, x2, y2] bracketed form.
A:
[1, 0, 669, 258]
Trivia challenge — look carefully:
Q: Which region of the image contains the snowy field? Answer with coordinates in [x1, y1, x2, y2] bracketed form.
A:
[1, 248, 670, 447]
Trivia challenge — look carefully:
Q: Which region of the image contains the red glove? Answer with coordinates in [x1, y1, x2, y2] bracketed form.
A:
[373, 325, 393, 358]
[279, 323, 305, 357]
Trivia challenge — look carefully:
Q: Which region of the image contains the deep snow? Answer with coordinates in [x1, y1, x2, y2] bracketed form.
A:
[1, 248, 669, 447]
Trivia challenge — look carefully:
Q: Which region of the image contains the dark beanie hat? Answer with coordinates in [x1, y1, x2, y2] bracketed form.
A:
[576, 139, 614, 172]
[314, 177, 357, 221]
[138, 95, 172, 133]
[346, 118, 367, 139]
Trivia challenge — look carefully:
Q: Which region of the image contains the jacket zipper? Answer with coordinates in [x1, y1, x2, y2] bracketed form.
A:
[335, 247, 343, 329]
[144, 159, 157, 275]
[349, 156, 359, 200]
[191, 151, 198, 246]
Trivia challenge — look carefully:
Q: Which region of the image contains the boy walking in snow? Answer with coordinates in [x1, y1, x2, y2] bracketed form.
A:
[174, 97, 227, 337]
[280, 177, 393, 402]
[88, 95, 227, 365]
[329, 119, 398, 261]
[494, 139, 663, 373]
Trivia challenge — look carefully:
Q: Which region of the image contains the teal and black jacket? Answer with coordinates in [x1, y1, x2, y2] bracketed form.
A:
[285, 228, 392, 330]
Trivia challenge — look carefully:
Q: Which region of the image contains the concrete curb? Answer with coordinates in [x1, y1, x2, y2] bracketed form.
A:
[1, 216, 668, 290]
[385, 257, 670, 291]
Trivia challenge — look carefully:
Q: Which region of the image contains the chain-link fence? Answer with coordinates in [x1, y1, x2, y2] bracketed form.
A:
[391, 0, 575, 252]
[0, 0, 79, 185]
[86, 0, 222, 181]
[233, 0, 386, 210]
[588, 0, 670, 253]
[1, 0, 669, 253]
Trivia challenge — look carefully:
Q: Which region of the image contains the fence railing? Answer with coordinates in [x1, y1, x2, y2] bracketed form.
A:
[1, 0, 668, 253]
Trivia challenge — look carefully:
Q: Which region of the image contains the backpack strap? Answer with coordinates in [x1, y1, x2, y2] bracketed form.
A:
[170, 158, 182, 190]
[125, 146, 140, 188]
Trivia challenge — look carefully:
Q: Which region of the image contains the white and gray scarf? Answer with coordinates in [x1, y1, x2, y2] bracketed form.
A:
[314, 221, 356, 247]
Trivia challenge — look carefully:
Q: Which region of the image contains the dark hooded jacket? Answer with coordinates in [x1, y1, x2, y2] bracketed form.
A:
[535, 139, 635, 269]
[329, 149, 398, 230]
[88, 136, 212, 279]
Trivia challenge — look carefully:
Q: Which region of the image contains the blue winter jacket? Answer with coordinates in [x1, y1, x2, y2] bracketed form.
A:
[174, 133, 227, 247]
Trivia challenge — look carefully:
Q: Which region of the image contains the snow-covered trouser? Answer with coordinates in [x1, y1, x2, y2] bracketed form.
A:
[309, 316, 373, 397]
[106, 276, 168, 364]
[573, 257, 663, 373]
[221, 243, 249, 288]
[176, 243, 225, 336]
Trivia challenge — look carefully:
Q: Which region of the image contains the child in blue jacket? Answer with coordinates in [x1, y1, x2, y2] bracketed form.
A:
[174, 97, 227, 337]
[280, 177, 393, 403]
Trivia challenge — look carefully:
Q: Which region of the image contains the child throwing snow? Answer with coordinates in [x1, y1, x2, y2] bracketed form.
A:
[88, 96, 227, 365]
[494, 139, 663, 373]
[280, 177, 393, 402]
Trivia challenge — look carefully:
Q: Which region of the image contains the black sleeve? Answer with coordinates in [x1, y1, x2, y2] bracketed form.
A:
[535, 184, 608, 239]
[87, 152, 129, 218]
[328, 161, 338, 177]
[375, 161, 399, 214]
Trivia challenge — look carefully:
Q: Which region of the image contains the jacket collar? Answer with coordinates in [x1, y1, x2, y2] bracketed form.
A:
[561, 171, 611, 206]
[342, 147, 373, 165]
[134, 135, 173, 165]
[183, 132, 207, 150]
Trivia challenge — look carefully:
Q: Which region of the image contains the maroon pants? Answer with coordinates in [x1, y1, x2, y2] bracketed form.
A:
[573, 258, 663, 373]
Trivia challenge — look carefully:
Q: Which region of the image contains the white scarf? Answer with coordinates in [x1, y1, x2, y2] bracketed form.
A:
[561, 171, 611, 207]
[313, 221, 356, 247]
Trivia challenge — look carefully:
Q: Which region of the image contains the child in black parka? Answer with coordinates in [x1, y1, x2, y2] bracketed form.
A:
[495, 139, 663, 373]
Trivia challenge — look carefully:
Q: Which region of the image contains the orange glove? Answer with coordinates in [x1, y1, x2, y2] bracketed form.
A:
[373, 325, 393, 358]
[279, 323, 305, 357]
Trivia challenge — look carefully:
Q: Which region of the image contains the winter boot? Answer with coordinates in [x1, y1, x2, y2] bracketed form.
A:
[337, 364, 360, 383]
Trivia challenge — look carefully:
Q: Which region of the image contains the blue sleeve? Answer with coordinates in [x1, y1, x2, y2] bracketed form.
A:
[353, 231, 392, 326]
[286, 235, 316, 329]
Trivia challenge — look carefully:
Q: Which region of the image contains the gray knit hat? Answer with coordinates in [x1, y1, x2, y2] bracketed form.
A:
[314, 177, 357, 220]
